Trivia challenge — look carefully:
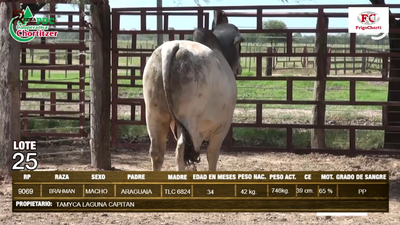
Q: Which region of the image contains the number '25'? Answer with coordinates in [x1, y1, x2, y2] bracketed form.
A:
[12, 152, 38, 170]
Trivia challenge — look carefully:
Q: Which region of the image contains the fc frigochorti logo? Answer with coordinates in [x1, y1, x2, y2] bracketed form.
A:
[357, 11, 380, 25]
[348, 7, 388, 41]
[355, 11, 382, 31]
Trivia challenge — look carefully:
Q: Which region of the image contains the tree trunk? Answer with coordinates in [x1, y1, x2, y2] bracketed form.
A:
[311, 16, 328, 149]
[89, 1, 111, 169]
[384, 20, 400, 150]
[0, 2, 21, 176]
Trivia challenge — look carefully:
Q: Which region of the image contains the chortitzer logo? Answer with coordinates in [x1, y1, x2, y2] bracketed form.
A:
[9, 6, 58, 43]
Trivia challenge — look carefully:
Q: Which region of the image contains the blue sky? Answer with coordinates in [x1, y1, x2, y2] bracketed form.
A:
[49, 0, 400, 31]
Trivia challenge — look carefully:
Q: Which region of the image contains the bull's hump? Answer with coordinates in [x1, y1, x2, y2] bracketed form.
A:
[166, 40, 212, 56]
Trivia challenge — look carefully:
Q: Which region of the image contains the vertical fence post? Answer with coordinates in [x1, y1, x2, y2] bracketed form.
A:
[66, 15, 73, 78]
[156, 0, 163, 47]
[343, 49, 347, 75]
[244, 42, 248, 69]
[302, 46, 308, 68]
[0, 1, 21, 176]
[30, 49, 34, 77]
[78, 5, 86, 137]
[248, 48, 252, 72]
[126, 43, 129, 75]
[311, 9, 328, 149]
[111, 11, 120, 147]
[326, 47, 331, 75]
[266, 47, 272, 76]
[334, 53, 338, 75]
[361, 48, 366, 73]
[89, 1, 111, 169]
[21, 51, 27, 100]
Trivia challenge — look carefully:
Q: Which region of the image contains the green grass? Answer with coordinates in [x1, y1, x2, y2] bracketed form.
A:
[236, 71, 387, 111]
[26, 119, 90, 134]
[23, 71, 388, 109]
[232, 128, 383, 150]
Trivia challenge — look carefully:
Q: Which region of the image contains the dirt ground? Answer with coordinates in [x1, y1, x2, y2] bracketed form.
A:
[1, 145, 399, 225]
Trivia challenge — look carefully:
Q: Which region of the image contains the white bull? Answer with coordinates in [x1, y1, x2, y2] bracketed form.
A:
[142, 11, 244, 171]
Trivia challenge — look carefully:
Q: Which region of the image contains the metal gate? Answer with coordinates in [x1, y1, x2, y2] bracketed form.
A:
[110, 5, 400, 156]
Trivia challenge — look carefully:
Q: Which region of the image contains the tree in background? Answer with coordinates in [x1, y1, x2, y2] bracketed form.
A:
[40, 4, 61, 25]
[241, 20, 288, 45]
[262, 20, 288, 45]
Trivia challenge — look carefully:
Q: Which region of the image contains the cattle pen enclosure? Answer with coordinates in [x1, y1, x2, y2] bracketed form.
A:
[16, 4, 400, 156]
[1, 2, 400, 225]
[24, 43, 391, 150]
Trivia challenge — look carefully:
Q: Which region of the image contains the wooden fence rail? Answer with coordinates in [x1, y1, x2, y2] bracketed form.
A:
[263, 46, 387, 76]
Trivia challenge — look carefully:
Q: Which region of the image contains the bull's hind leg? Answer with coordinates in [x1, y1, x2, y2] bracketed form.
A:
[206, 134, 224, 171]
[175, 135, 186, 171]
[146, 115, 170, 171]
[206, 129, 229, 171]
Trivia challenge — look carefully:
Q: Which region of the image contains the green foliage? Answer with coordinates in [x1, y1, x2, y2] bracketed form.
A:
[262, 20, 288, 44]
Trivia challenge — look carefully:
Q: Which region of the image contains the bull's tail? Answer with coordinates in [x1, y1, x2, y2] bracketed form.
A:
[160, 42, 200, 166]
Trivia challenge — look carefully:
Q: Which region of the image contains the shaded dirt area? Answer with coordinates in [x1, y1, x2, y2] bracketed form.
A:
[1, 145, 399, 225]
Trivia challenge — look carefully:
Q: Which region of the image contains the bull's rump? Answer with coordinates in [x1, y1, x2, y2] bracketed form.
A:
[143, 40, 237, 135]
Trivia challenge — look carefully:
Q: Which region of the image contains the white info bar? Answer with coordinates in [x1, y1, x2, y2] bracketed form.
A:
[316, 212, 368, 216]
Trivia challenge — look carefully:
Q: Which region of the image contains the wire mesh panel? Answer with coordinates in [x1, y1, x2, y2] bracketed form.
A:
[16, 0, 89, 139]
